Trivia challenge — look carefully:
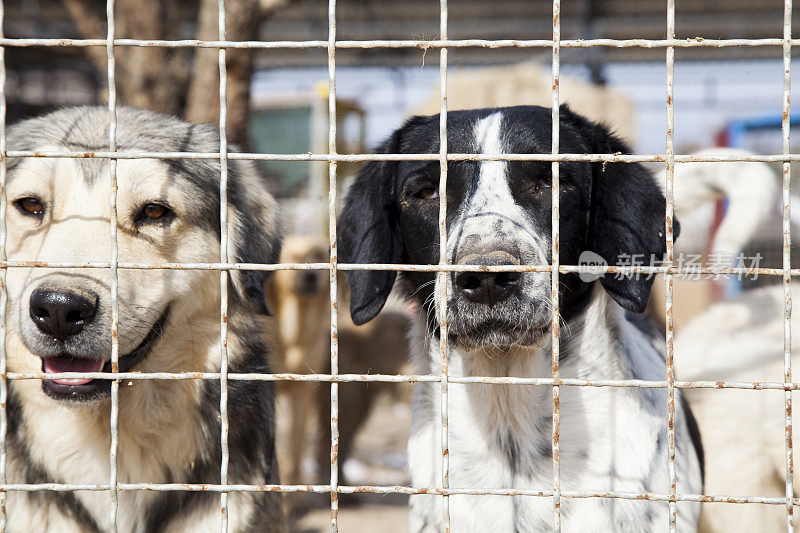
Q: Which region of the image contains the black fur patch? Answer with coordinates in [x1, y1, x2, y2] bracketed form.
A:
[499, 431, 521, 473]
[680, 393, 705, 488]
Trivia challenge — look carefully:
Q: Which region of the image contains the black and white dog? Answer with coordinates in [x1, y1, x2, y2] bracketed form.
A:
[339, 106, 703, 531]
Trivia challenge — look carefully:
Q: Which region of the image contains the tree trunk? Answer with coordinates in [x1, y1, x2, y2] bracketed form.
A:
[187, 0, 287, 148]
[114, 0, 191, 114]
[61, 0, 191, 116]
[184, 0, 221, 126]
[62, 0, 297, 146]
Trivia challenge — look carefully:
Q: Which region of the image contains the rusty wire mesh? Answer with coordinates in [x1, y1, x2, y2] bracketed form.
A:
[0, 0, 795, 532]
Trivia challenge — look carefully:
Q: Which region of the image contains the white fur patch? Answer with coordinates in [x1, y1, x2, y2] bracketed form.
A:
[435, 111, 549, 320]
[474, 112, 505, 154]
[409, 291, 703, 531]
[472, 113, 510, 211]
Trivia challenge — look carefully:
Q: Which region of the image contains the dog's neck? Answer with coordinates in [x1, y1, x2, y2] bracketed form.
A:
[413, 289, 636, 430]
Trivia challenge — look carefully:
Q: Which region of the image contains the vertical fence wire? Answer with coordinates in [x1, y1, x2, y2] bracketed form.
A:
[782, 0, 795, 530]
[0, 0, 6, 528]
[105, 1, 120, 531]
[217, 1, 230, 531]
[664, 0, 678, 530]
[549, 0, 561, 531]
[437, 0, 450, 530]
[326, 0, 340, 528]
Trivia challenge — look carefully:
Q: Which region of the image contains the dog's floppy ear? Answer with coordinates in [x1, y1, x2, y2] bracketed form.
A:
[227, 160, 283, 315]
[339, 130, 406, 326]
[562, 105, 680, 314]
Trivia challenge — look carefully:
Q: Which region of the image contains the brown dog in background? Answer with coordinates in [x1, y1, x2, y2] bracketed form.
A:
[315, 307, 413, 488]
[267, 234, 331, 486]
[267, 234, 412, 498]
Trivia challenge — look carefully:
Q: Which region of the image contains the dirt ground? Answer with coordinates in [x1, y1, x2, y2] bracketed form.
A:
[277, 392, 412, 532]
[293, 495, 408, 532]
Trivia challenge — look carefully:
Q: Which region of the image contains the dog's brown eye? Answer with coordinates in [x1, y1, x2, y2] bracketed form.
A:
[415, 187, 439, 200]
[15, 197, 44, 216]
[136, 203, 173, 224]
[143, 204, 167, 219]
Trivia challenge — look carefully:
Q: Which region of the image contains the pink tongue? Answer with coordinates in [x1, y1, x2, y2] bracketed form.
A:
[43, 357, 103, 385]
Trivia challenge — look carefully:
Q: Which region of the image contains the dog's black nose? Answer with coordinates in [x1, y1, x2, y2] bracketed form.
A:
[455, 252, 521, 306]
[29, 289, 97, 341]
[295, 271, 320, 294]
[301, 271, 319, 291]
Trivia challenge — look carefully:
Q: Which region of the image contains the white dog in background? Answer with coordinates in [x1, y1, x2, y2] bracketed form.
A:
[659, 148, 778, 268]
[650, 148, 780, 331]
[676, 285, 800, 532]
[667, 148, 797, 531]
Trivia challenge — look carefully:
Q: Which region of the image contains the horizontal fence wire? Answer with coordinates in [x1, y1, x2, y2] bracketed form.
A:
[0, 259, 780, 272]
[0, 1, 799, 531]
[1, 37, 800, 49]
[6, 151, 800, 162]
[3, 374, 800, 400]
[0, 262, 789, 277]
[0, 483, 793, 505]
[4, 372, 800, 391]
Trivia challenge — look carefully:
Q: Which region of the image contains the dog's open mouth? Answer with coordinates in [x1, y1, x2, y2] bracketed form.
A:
[40, 308, 169, 402]
[43, 356, 104, 386]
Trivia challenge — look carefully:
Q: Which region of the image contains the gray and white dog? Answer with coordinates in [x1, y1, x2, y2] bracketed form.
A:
[339, 106, 704, 531]
[4, 107, 285, 532]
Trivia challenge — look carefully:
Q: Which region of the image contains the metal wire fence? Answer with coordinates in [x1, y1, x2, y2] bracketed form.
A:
[0, 0, 796, 532]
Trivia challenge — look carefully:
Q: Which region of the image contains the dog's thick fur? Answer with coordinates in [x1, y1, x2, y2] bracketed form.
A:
[4, 106, 285, 532]
[339, 105, 704, 531]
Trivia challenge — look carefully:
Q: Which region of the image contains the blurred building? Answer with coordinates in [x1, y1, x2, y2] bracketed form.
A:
[4, 0, 800, 193]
